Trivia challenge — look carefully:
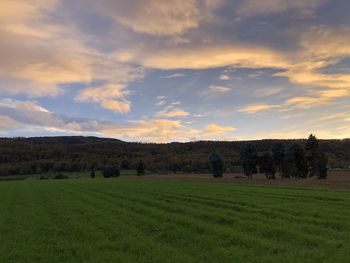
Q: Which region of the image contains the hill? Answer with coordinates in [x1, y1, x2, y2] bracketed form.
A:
[0, 136, 349, 176]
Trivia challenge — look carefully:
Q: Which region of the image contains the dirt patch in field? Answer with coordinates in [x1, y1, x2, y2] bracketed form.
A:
[124, 171, 350, 190]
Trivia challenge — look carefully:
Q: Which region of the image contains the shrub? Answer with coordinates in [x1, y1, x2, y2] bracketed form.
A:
[103, 165, 120, 178]
[137, 160, 146, 176]
[209, 152, 224, 178]
[53, 173, 69, 179]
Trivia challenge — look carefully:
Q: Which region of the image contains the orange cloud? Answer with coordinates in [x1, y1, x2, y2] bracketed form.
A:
[156, 108, 190, 118]
[75, 84, 131, 114]
[239, 104, 281, 114]
[202, 123, 236, 136]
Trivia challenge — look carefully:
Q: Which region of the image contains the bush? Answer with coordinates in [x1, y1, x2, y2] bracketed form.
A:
[209, 152, 224, 178]
[53, 173, 69, 179]
[103, 165, 120, 178]
[137, 160, 146, 176]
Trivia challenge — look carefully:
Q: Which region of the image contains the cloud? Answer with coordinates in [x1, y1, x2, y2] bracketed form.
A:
[240, 88, 349, 114]
[0, 116, 19, 130]
[202, 123, 236, 137]
[208, 85, 231, 93]
[237, 112, 350, 140]
[102, 119, 199, 142]
[162, 73, 186, 79]
[239, 104, 281, 114]
[92, 0, 200, 36]
[156, 100, 167, 106]
[114, 23, 348, 113]
[118, 44, 289, 70]
[0, 98, 238, 142]
[0, 0, 143, 98]
[75, 84, 131, 113]
[237, 0, 327, 17]
[219, 74, 231, 80]
[285, 89, 349, 109]
[156, 107, 190, 118]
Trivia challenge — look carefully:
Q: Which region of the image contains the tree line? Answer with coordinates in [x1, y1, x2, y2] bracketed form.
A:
[0, 135, 347, 177]
[210, 134, 328, 179]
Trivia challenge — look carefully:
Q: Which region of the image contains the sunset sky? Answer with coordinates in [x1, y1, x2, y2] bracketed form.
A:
[0, 0, 349, 142]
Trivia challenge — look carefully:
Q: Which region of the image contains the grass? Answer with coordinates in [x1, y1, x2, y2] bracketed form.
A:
[0, 179, 349, 262]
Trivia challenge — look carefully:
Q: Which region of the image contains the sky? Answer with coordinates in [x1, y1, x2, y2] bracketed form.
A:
[0, 0, 349, 142]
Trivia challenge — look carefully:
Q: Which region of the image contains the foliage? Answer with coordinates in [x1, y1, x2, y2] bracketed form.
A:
[209, 151, 224, 178]
[258, 152, 276, 179]
[90, 168, 95, 178]
[240, 144, 258, 179]
[272, 142, 285, 177]
[283, 143, 308, 178]
[305, 134, 328, 179]
[103, 165, 120, 178]
[305, 134, 320, 177]
[53, 173, 69, 179]
[317, 152, 328, 179]
[136, 160, 146, 176]
[0, 136, 346, 177]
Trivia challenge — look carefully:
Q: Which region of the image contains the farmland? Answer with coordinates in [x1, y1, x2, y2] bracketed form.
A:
[0, 178, 349, 262]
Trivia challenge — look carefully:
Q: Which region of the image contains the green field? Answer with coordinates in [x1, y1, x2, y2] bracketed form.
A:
[0, 179, 349, 262]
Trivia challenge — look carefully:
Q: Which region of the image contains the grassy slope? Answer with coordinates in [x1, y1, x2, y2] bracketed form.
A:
[0, 179, 349, 263]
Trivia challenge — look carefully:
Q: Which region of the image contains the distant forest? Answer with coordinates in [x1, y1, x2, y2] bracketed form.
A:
[0, 136, 349, 177]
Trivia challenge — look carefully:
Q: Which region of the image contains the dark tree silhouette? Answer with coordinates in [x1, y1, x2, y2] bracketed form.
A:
[209, 152, 224, 178]
[305, 134, 319, 177]
[90, 167, 95, 178]
[259, 152, 276, 179]
[317, 152, 328, 179]
[137, 160, 146, 176]
[240, 144, 258, 179]
[121, 160, 130, 170]
[284, 143, 308, 178]
[103, 165, 120, 178]
[272, 142, 285, 178]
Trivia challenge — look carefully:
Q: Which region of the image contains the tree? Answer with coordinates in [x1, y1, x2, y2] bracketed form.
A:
[259, 152, 276, 179]
[317, 152, 328, 179]
[272, 142, 285, 177]
[209, 151, 224, 178]
[90, 167, 95, 178]
[240, 144, 258, 179]
[305, 134, 319, 177]
[283, 143, 308, 178]
[305, 134, 328, 179]
[121, 160, 130, 170]
[137, 160, 146, 176]
[103, 165, 120, 178]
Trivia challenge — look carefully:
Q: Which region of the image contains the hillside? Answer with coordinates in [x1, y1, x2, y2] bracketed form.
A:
[0, 136, 349, 176]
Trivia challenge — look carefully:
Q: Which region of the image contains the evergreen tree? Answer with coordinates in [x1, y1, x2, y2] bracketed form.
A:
[209, 151, 224, 178]
[103, 165, 120, 178]
[317, 152, 328, 179]
[259, 152, 276, 179]
[90, 167, 95, 178]
[137, 160, 146, 176]
[272, 142, 285, 177]
[240, 144, 258, 179]
[305, 134, 319, 177]
[284, 143, 308, 178]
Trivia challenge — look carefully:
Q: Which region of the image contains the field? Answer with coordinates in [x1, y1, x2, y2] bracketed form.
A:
[0, 179, 349, 262]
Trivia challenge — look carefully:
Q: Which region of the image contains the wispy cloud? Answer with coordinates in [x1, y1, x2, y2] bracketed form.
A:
[162, 73, 186, 79]
[239, 104, 281, 114]
[156, 107, 190, 118]
[208, 85, 232, 93]
[219, 74, 231, 80]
